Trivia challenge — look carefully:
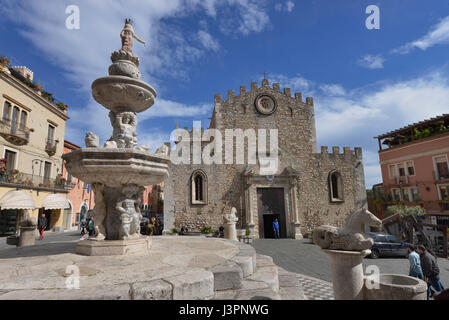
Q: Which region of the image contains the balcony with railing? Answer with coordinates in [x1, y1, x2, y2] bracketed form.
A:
[0, 119, 30, 145]
[45, 138, 59, 156]
[0, 171, 73, 191]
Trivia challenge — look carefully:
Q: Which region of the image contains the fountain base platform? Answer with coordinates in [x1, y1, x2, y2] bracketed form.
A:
[76, 236, 152, 256]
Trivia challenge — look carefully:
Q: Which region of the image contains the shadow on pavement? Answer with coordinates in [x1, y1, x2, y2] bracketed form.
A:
[0, 241, 77, 259]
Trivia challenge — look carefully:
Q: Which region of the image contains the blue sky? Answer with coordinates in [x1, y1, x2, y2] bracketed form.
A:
[1, 0, 449, 189]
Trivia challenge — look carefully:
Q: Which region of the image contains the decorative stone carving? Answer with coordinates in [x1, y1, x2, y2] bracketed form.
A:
[120, 18, 146, 53]
[255, 94, 277, 115]
[116, 184, 141, 240]
[85, 132, 100, 148]
[156, 144, 169, 156]
[136, 145, 150, 151]
[223, 207, 239, 241]
[92, 183, 106, 241]
[313, 208, 381, 251]
[107, 111, 138, 148]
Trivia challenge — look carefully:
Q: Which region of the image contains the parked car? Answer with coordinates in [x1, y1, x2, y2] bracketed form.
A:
[366, 232, 411, 259]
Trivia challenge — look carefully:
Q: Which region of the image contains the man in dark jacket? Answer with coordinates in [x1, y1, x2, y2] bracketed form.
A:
[38, 214, 47, 240]
[417, 245, 445, 299]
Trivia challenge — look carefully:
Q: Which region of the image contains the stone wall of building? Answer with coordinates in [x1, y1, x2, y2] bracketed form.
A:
[164, 79, 367, 237]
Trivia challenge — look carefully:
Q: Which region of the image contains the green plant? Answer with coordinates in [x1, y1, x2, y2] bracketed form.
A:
[0, 56, 9, 65]
[171, 227, 178, 234]
[386, 205, 425, 218]
[440, 124, 448, 133]
[56, 102, 68, 110]
[414, 127, 431, 140]
[200, 226, 212, 234]
[245, 229, 251, 236]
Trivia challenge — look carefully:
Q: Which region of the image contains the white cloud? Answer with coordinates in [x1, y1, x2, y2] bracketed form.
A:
[357, 54, 385, 69]
[266, 70, 449, 188]
[275, 1, 295, 13]
[393, 15, 449, 54]
[197, 30, 220, 51]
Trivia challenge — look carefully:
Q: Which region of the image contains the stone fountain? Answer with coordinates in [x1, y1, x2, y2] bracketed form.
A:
[313, 208, 427, 300]
[63, 19, 170, 256]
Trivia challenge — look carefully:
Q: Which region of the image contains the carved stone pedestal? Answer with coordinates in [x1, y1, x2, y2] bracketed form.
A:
[76, 236, 152, 256]
[323, 249, 371, 300]
[224, 222, 238, 241]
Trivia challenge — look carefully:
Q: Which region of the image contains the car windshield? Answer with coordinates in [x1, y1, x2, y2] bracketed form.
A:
[386, 235, 400, 242]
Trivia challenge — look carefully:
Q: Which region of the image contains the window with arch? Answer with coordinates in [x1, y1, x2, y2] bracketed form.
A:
[191, 170, 207, 204]
[329, 170, 344, 202]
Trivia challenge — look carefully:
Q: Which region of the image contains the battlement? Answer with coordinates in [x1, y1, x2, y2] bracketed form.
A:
[214, 78, 314, 106]
[319, 146, 363, 159]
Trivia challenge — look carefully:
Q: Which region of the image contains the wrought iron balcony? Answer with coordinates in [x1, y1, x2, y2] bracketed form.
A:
[0, 119, 30, 145]
[0, 171, 70, 191]
[45, 139, 58, 156]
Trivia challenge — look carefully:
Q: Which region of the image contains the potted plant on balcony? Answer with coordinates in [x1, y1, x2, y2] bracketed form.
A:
[55, 174, 66, 188]
[0, 56, 9, 66]
[0, 158, 7, 182]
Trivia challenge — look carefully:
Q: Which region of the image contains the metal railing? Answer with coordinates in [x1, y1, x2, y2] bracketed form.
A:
[45, 138, 58, 155]
[0, 119, 30, 143]
[0, 171, 72, 191]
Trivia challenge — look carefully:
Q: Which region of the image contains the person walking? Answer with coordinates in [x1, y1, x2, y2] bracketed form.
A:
[273, 218, 280, 239]
[88, 218, 95, 236]
[417, 245, 445, 299]
[407, 245, 424, 280]
[37, 213, 47, 240]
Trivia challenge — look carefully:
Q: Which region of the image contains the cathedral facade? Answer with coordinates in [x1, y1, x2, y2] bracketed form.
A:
[163, 79, 367, 239]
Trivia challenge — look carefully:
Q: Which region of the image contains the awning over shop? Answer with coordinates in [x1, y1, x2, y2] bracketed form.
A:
[0, 190, 37, 210]
[41, 193, 70, 210]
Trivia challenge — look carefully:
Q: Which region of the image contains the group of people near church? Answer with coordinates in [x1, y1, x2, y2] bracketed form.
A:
[407, 244, 446, 299]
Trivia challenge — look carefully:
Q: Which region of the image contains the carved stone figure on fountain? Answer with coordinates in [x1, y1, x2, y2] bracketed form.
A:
[120, 18, 146, 53]
[116, 184, 141, 240]
[107, 111, 138, 148]
[313, 208, 382, 251]
[91, 183, 106, 241]
[85, 132, 100, 148]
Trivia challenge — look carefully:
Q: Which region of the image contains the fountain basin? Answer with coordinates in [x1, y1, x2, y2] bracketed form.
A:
[62, 148, 169, 187]
[363, 274, 427, 300]
[92, 76, 157, 113]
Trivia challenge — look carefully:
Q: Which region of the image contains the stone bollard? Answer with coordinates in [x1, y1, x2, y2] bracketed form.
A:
[323, 249, 371, 300]
[18, 226, 36, 247]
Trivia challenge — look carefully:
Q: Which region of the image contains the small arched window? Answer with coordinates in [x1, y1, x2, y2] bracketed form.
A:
[191, 170, 207, 204]
[329, 170, 344, 202]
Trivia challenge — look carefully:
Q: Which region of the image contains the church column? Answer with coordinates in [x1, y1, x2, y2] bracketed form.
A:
[289, 178, 303, 240]
[245, 184, 255, 237]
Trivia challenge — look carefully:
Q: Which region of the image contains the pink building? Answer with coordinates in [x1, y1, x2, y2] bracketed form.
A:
[62, 140, 95, 228]
[375, 114, 449, 226]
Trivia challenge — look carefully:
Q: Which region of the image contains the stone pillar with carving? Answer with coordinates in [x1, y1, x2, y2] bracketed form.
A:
[289, 176, 303, 240]
[224, 208, 239, 241]
[243, 167, 255, 236]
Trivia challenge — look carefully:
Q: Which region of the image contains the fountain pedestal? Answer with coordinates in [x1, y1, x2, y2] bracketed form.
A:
[323, 249, 371, 300]
[76, 236, 152, 256]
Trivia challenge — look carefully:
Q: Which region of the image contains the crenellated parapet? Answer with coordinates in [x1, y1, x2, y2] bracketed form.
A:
[213, 78, 314, 107]
[318, 146, 363, 160]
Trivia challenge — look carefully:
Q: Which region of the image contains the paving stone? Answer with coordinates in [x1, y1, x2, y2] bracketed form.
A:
[230, 255, 254, 278]
[247, 266, 279, 292]
[165, 269, 214, 300]
[0, 283, 132, 300]
[131, 279, 172, 300]
[211, 262, 243, 291]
